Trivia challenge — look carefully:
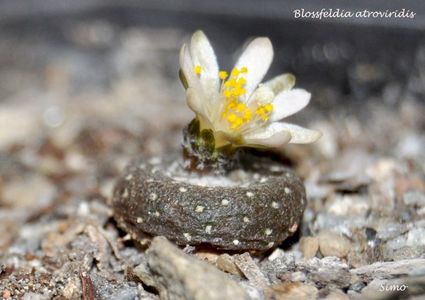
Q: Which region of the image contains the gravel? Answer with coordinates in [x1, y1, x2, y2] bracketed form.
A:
[299, 236, 319, 259]
[318, 230, 351, 258]
[1, 24, 425, 299]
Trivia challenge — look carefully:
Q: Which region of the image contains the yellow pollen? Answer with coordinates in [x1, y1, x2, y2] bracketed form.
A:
[229, 100, 237, 108]
[236, 103, 246, 112]
[255, 103, 273, 121]
[194, 65, 202, 75]
[233, 87, 241, 97]
[222, 100, 274, 131]
[220, 66, 259, 130]
[265, 103, 273, 112]
[227, 113, 237, 122]
[230, 117, 243, 129]
[238, 77, 247, 85]
[244, 110, 252, 121]
[231, 68, 240, 77]
[219, 71, 228, 80]
[224, 79, 236, 87]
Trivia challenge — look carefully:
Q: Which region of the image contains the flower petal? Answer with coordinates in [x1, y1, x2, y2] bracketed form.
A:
[179, 43, 201, 91]
[278, 122, 322, 144]
[264, 73, 295, 95]
[185, 87, 203, 116]
[270, 89, 311, 121]
[190, 30, 219, 92]
[248, 84, 274, 106]
[234, 37, 273, 100]
[242, 123, 291, 148]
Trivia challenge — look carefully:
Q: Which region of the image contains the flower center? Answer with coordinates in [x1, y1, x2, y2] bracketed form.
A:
[219, 67, 273, 131]
[192, 65, 274, 132]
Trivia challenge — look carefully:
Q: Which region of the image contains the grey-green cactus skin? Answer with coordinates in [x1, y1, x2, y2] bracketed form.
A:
[112, 155, 306, 252]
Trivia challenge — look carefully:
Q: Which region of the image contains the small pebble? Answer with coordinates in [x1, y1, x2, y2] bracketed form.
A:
[266, 282, 318, 299]
[299, 236, 319, 258]
[2, 290, 11, 299]
[319, 230, 351, 258]
[349, 281, 366, 292]
[290, 271, 306, 282]
[194, 251, 219, 264]
[216, 254, 242, 275]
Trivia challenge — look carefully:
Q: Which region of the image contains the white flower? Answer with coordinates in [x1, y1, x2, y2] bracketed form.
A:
[180, 30, 321, 149]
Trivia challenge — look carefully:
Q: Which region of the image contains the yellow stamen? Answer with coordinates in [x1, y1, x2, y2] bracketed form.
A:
[238, 77, 247, 85]
[265, 103, 273, 112]
[256, 107, 264, 115]
[194, 65, 202, 75]
[236, 103, 246, 112]
[219, 65, 272, 131]
[243, 109, 252, 121]
[227, 113, 237, 123]
[230, 117, 243, 129]
[224, 79, 236, 87]
[233, 87, 242, 97]
[219, 71, 228, 80]
[255, 103, 273, 121]
[228, 100, 237, 109]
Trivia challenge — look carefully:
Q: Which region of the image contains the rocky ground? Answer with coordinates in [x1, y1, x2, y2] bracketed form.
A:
[1, 24, 425, 300]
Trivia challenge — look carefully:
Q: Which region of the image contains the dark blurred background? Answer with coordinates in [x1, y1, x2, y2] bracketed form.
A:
[1, 0, 424, 103]
[1, 0, 425, 154]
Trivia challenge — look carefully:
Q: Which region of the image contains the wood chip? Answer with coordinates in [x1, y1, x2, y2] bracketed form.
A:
[234, 252, 269, 288]
[79, 269, 96, 300]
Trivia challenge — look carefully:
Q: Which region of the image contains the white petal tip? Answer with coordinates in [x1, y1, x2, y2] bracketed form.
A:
[249, 37, 273, 57]
[191, 30, 207, 43]
[293, 89, 311, 102]
[193, 29, 205, 36]
[289, 129, 322, 144]
[271, 88, 311, 121]
[242, 125, 291, 148]
[255, 37, 272, 46]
